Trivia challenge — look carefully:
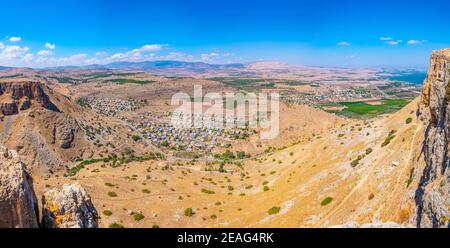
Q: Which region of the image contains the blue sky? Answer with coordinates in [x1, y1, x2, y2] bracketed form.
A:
[0, 0, 449, 68]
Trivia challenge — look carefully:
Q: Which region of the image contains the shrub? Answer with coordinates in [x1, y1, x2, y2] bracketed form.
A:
[268, 206, 281, 215]
[350, 159, 360, 167]
[201, 188, 215, 194]
[131, 134, 141, 142]
[184, 208, 194, 217]
[107, 192, 117, 197]
[321, 197, 333, 206]
[405, 117, 413, 124]
[381, 131, 397, 147]
[365, 148, 373, 155]
[132, 212, 145, 221]
[142, 189, 151, 194]
[210, 214, 217, 220]
[103, 210, 113, 216]
[109, 223, 124, 228]
[263, 186, 270, 191]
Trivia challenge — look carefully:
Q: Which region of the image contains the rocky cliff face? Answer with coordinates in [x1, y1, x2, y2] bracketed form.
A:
[0, 146, 98, 228]
[0, 81, 51, 115]
[0, 146, 39, 228]
[416, 49, 450, 227]
[41, 183, 99, 228]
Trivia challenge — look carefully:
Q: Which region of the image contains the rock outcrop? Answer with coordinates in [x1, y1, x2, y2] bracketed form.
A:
[41, 183, 99, 228]
[0, 81, 51, 115]
[332, 222, 413, 228]
[0, 146, 39, 228]
[416, 48, 450, 227]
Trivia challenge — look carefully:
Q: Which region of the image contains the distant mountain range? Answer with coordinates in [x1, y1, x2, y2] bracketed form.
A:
[48, 60, 246, 73]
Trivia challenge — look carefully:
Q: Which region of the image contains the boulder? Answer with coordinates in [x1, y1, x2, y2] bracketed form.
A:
[41, 183, 99, 228]
[0, 146, 39, 228]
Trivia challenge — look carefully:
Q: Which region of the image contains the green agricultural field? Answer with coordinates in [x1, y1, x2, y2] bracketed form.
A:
[107, 78, 155, 85]
[328, 98, 411, 118]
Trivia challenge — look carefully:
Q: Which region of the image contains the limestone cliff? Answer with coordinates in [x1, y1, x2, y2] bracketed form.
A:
[0, 146, 39, 228]
[41, 183, 99, 228]
[0, 81, 51, 115]
[416, 48, 450, 227]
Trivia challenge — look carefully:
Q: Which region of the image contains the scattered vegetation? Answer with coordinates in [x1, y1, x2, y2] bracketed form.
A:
[406, 168, 415, 188]
[107, 78, 155, 85]
[321, 197, 333, 206]
[109, 223, 124, 228]
[184, 208, 194, 217]
[381, 130, 397, 147]
[268, 206, 281, 215]
[107, 192, 118, 197]
[103, 210, 113, 216]
[132, 212, 145, 221]
[201, 188, 215, 194]
[131, 134, 141, 142]
[405, 117, 413, 124]
[64, 153, 164, 177]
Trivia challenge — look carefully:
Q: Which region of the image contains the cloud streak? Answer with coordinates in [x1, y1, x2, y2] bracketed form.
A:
[337, 41, 351, 46]
[9, 36, 21, 42]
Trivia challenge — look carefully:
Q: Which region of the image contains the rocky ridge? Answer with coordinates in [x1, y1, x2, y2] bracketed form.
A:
[416, 48, 450, 227]
[0, 81, 51, 115]
[0, 146, 39, 227]
[0, 146, 98, 228]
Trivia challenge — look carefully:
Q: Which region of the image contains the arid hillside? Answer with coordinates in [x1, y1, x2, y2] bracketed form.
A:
[1, 49, 448, 228]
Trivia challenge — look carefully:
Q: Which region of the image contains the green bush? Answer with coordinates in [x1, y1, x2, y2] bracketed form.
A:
[184, 208, 194, 217]
[132, 212, 145, 221]
[201, 188, 215, 194]
[405, 117, 413, 124]
[109, 223, 124, 228]
[107, 192, 118, 197]
[381, 130, 397, 147]
[103, 210, 113, 216]
[131, 134, 141, 142]
[268, 206, 280, 215]
[321, 197, 333, 206]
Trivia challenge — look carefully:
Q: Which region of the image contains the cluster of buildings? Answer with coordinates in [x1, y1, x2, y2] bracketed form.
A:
[79, 97, 147, 116]
[281, 85, 382, 107]
[124, 112, 255, 153]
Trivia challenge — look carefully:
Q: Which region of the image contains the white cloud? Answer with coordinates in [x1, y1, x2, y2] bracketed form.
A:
[139, 44, 165, 52]
[379, 37, 393, 41]
[104, 44, 166, 63]
[337, 41, 351, 46]
[45, 43, 56, 50]
[23, 54, 35, 63]
[386, 40, 402, 45]
[201, 52, 220, 61]
[38, 50, 53, 56]
[0, 43, 235, 67]
[9, 36, 21, 42]
[0, 45, 29, 60]
[407, 39, 428, 45]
